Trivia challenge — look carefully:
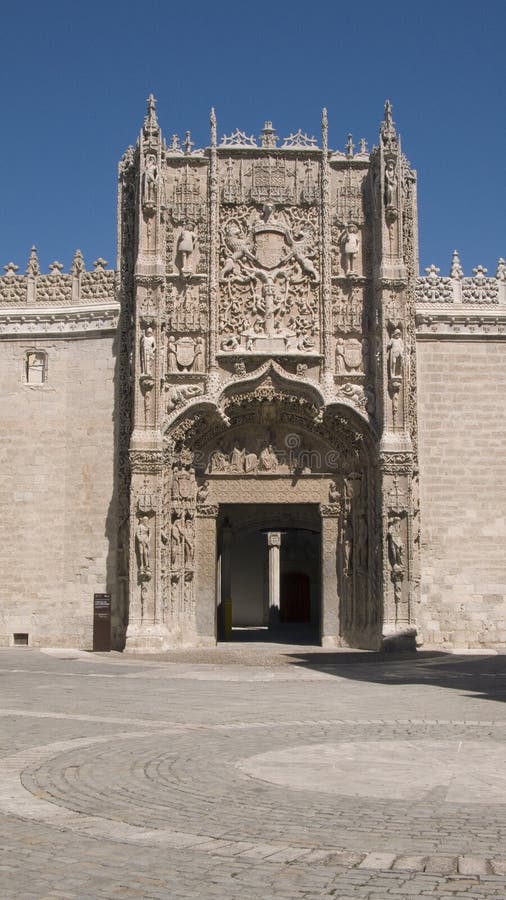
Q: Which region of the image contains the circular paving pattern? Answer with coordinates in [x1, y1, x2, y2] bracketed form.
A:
[14, 721, 506, 857]
[238, 739, 506, 803]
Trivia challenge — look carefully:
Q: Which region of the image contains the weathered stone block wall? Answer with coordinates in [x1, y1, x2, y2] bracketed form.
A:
[0, 336, 117, 648]
[417, 339, 506, 648]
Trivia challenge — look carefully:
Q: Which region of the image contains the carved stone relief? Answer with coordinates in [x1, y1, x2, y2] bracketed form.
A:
[218, 203, 320, 356]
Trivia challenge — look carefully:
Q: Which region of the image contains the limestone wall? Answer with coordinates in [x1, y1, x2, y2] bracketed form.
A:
[416, 338, 506, 648]
[0, 335, 119, 648]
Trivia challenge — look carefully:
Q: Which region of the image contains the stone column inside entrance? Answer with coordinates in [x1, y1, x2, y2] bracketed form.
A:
[267, 532, 282, 627]
[320, 505, 340, 648]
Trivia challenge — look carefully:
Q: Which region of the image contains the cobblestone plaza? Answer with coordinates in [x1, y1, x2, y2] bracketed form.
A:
[1, 644, 506, 898]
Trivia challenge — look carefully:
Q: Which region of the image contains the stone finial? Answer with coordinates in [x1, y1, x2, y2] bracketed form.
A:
[346, 133, 355, 159]
[26, 246, 40, 277]
[184, 131, 194, 155]
[93, 258, 108, 272]
[472, 265, 487, 278]
[380, 99, 398, 149]
[260, 121, 278, 149]
[496, 258, 506, 281]
[71, 249, 85, 275]
[425, 264, 440, 278]
[143, 93, 160, 138]
[359, 138, 368, 155]
[3, 262, 19, 277]
[210, 107, 217, 148]
[321, 108, 328, 153]
[49, 261, 64, 276]
[450, 249, 463, 279]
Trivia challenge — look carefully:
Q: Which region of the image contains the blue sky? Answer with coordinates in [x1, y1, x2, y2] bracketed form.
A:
[1, 0, 504, 277]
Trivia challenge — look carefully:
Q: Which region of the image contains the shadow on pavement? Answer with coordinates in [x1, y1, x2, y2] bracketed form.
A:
[285, 649, 506, 704]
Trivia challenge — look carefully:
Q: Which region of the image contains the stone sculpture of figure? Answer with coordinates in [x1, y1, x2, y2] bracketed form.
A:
[336, 338, 346, 373]
[140, 326, 156, 376]
[178, 225, 196, 273]
[197, 480, 210, 504]
[193, 337, 204, 372]
[167, 335, 177, 372]
[171, 515, 184, 569]
[384, 159, 397, 208]
[297, 335, 315, 352]
[329, 481, 340, 504]
[341, 224, 360, 275]
[143, 154, 158, 206]
[221, 335, 239, 352]
[230, 440, 245, 472]
[210, 449, 229, 472]
[387, 328, 404, 379]
[344, 507, 353, 576]
[259, 443, 278, 472]
[184, 515, 195, 566]
[388, 515, 404, 571]
[136, 516, 151, 574]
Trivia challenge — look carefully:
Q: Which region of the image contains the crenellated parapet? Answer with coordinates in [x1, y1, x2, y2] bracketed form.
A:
[0, 249, 118, 336]
[416, 253, 506, 337]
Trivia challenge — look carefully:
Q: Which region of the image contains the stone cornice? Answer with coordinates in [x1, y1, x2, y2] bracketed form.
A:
[0, 302, 120, 337]
[416, 305, 506, 339]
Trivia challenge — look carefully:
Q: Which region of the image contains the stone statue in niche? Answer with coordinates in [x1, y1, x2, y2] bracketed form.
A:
[143, 154, 158, 208]
[177, 225, 196, 275]
[171, 515, 184, 569]
[140, 326, 156, 376]
[343, 504, 353, 576]
[384, 159, 398, 217]
[340, 224, 360, 275]
[136, 516, 151, 575]
[387, 514, 404, 571]
[387, 327, 404, 379]
[184, 514, 195, 566]
[193, 337, 204, 372]
[167, 335, 177, 372]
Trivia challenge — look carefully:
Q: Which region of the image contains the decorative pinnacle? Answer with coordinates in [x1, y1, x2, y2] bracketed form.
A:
[26, 246, 40, 276]
[346, 133, 355, 159]
[3, 262, 19, 277]
[71, 249, 85, 275]
[210, 107, 217, 148]
[450, 249, 463, 279]
[496, 258, 506, 281]
[380, 99, 397, 148]
[93, 258, 108, 271]
[143, 93, 160, 137]
[260, 121, 278, 149]
[321, 108, 328, 153]
[49, 261, 64, 275]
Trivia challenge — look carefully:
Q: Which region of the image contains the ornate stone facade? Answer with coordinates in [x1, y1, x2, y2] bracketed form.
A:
[1, 97, 505, 652]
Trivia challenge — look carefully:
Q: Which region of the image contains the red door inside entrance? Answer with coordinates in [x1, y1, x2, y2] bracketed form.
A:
[281, 572, 311, 623]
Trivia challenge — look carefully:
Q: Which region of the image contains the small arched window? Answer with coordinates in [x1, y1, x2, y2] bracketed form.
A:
[25, 350, 47, 385]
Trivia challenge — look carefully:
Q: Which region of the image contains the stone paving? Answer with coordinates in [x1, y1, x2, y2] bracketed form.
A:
[1, 643, 506, 898]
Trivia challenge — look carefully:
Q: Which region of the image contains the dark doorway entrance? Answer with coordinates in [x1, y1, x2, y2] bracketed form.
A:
[281, 572, 311, 623]
[217, 503, 321, 644]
